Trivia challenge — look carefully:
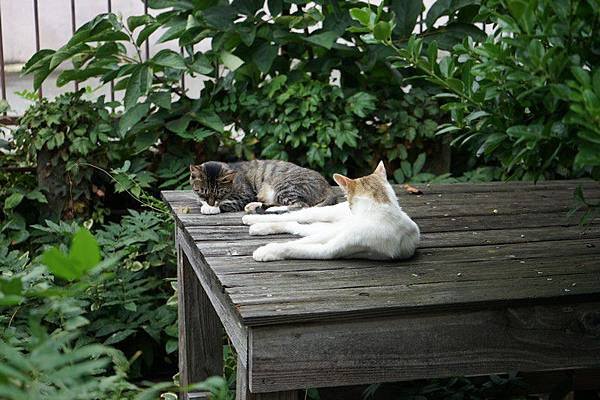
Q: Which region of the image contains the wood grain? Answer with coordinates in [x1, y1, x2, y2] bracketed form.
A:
[177, 235, 223, 399]
[248, 302, 600, 392]
[176, 227, 249, 362]
[237, 355, 299, 400]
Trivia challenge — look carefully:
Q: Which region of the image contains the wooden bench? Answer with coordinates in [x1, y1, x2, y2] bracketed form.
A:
[162, 180, 600, 400]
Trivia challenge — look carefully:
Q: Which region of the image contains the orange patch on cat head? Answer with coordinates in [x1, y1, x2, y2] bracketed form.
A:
[333, 161, 392, 205]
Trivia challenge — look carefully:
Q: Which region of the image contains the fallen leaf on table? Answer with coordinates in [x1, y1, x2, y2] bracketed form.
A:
[177, 206, 191, 214]
[403, 184, 423, 195]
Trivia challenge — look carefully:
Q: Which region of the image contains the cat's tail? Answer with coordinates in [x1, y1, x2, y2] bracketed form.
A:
[315, 191, 340, 207]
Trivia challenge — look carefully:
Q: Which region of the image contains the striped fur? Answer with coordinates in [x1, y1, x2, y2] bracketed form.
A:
[190, 160, 337, 214]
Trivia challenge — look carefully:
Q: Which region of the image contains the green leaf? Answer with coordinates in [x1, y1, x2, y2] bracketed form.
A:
[349, 8, 373, 28]
[439, 56, 452, 78]
[575, 145, 600, 168]
[413, 153, 426, 175]
[571, 66, 591, 87]
[393, 168, 405, 183]
[593, 69, 600, 96]
[527, 39, 545, 66]
[151, 49, 187, 70]
[127, 14, 153, 31]
[69, 228, 101, 274]
[267, 0, 283, 16]
[4, 192, 24, 210]
[25, 190, 48, 203]
[190, 54, 214, 74]
[347, 92, 376, 117]
[56, 68, 108, 87]
[149, 91, 172, 109]
[166, 115, 192, 134]
[401, 160, 412, 177]
[42, 247, 79, 281]
[193, 110, 224, 133]
[390, 0, 422, 38]
[22, 49, 55, 74]
[373, 21, 392, 42]
[124, 65, 152, 109]
[303, 31, 339, 49]
[426, 0, 451, 27]
[136, 23, 160, 46]
[253, 42, 278, 74]
[119, 103, 150, 136]
[203, 5, 237, 28]
[506, 0, 534, 33]
[220, 50, 244, 71]
[424, 23, 486, 50]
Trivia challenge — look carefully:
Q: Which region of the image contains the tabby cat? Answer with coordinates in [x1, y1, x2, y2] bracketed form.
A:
[189, 160, 337, 214]
[242, 161, 420, 261]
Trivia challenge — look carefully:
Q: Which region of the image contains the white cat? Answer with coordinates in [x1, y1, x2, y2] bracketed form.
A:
[242, 161, 420, 262]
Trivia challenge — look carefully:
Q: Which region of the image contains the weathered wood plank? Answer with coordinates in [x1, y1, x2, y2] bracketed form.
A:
[177, 233, 223, 400]
[162, 179, 600, 204]
[176, 227, 249, 362]
[188, 225, 600, 257]
[233, 271, 600, 325]
[187, 212, 599, 237]
[173, 194, 587, 226]
[194, 231, 600, 258]
[163, 182, 600, 228]
[220, 255, 600, 293]
[237, 355, 299, 400]
[248, 302, 600, 392]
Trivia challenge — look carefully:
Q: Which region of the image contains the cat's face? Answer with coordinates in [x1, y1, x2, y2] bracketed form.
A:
[333, 161, 394, 208]
[190, 162, 236, 206]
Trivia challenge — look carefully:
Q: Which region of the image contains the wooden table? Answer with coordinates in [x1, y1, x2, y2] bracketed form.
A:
[162, 180, 600, 400]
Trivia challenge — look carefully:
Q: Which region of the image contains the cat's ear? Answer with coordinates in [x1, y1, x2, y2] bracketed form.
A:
[373, 161, 386, 178]
[190, 164, 202, 176]
[220, 170, 236, 184]
[333, 173, 351, 189]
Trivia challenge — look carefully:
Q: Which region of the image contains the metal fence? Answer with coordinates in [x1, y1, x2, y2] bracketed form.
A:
[0, 0, 152, 106]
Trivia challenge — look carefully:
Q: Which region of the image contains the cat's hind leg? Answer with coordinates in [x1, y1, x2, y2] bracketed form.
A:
[252, 231, 362, 261]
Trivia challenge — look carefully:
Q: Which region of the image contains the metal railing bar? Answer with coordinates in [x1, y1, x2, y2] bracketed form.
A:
[71, 0, 78, 91]
[33, 0, 42, 97]
[0, 1, 7, 101]
[180, 47, 185, 92]
[108, 0, 114, 102]
[144, 0, 149, 60]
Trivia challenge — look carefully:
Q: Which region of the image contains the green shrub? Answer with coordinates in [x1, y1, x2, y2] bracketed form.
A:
[12, 92, 121, 221]
[21, 0, 487, 183]
[352, 0, 600, 181]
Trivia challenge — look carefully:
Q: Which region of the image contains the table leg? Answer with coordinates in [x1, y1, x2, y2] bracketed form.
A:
[177, 242, 224, 400]
[236, 355, 299, 400]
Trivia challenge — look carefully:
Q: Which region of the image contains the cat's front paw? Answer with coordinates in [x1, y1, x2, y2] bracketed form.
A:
[242, 214, 262, 225]
[249, 223, 280, 236]
[253, 243, 285, 262]
[200, 204, 221, 215]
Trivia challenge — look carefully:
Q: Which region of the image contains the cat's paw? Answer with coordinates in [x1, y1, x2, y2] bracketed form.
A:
[242, 214, 262, 225]
[244, 202, 264, 214]
[249, 223, 281, 236]
[200, 204, 221, 215]
[253, 243, 285, 262]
